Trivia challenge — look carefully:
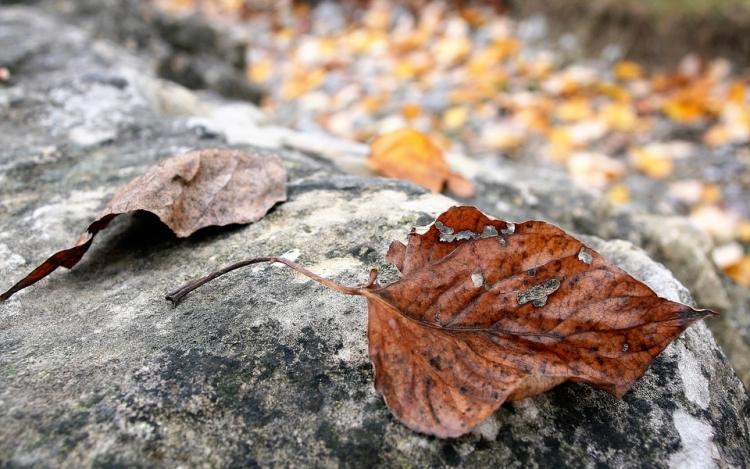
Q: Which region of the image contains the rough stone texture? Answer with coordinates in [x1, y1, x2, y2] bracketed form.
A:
[35, 0, 262, 103]
[1, 5, 749, 468]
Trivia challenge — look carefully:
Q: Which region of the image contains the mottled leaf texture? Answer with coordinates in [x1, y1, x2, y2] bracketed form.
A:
[365, 206, 714, 437]
[1, 149, 287, 301]
[165, 205, 715, 439]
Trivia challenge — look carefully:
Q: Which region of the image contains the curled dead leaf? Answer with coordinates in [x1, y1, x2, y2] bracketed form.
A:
[166, 206, 714, 438]
[1, 149, 287, 301]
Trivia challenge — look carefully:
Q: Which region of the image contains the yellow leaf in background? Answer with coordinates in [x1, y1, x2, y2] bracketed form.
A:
[629, 146, 674, 179]
[347, 29, 377, 53]
[443, 106, 470, 130]
[545, 127, 574, 162]
[607, 183, 631, 204]
[516, 108, 550, 133]
[736, 221, 750, 243]
[358, 95, 386, 113]
[597, 82, 632, 102]
[280, 67, 326, 100]
[394, 60, 418, 80]
[468, 48, 501, 75]
[600, 102, 638, 132]
[518, 56, 554, 80]
[555, 97, 594, 122]
[248, 59, 273, 83]
[701, 183, 723, 205]
[368, 128, 450, 192]
[318, 37, 338, 63]
[719, 103, 750, 144]
[613, 61, 644, 81]
[434, 36, 472, 66]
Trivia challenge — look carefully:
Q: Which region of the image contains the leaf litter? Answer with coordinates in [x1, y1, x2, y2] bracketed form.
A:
[166, 205, 715, 438]
[0, 149, 287, 301]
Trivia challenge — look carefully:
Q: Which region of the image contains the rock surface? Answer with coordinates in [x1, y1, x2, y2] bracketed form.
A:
[1, 4, 749, 468]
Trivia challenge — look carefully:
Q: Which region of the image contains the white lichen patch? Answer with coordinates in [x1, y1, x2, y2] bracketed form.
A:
[0, 243, 25, 272]
[667, 410, 719, 469]
[279, 248, 301, 263]
[436, 222, 499, 243]
[675, 342, 711, 409]
[27, 188, 111, 240]
[577, 247, 593, 265]
[514, 398, 541, 421]
[472, 415, 500, 441]
[288, 257, 362, 284]
[517, 278, 560, 307]
[471, 271, 485, 288]
[501, 222, 515, 235]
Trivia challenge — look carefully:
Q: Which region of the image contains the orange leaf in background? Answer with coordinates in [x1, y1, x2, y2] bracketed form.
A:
[728, 80, 747, 103]
[555, 97, 594, 122]
[651, 72, 691, 93]
[613, 61, 644, 81]
[725, 257, 750, 288]
[662, 81, 713, 123]
[401, 103, 422, 120]
[663, 97, 705, 123]
[368, 128, 475, 197]
[167, 206, 715, 438]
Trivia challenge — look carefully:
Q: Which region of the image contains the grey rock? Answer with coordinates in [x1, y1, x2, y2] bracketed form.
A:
[38, 0, 262, 102]
[1, 4, 749, 468]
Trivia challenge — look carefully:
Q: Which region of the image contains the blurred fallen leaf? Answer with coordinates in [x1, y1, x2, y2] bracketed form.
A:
[613, 61, 644, 81]
[725, 256, 750, 288]
[628, 145, 674, 179]
[368, 128, 474, 197]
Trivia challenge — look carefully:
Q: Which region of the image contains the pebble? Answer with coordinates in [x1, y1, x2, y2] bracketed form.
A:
[68, 126, 117, 147]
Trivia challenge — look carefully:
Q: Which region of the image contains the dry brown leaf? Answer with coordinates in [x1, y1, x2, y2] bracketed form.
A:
[166, 206, 714, 439]
[1, 149, 287, 301]
[368, 128, 474, 197]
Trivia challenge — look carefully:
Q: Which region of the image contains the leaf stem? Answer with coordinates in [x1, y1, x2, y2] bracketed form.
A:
[165, 256, 369, 306]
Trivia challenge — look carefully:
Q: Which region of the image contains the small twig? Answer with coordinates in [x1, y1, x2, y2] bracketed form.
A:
[166, 256, 375, 307]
